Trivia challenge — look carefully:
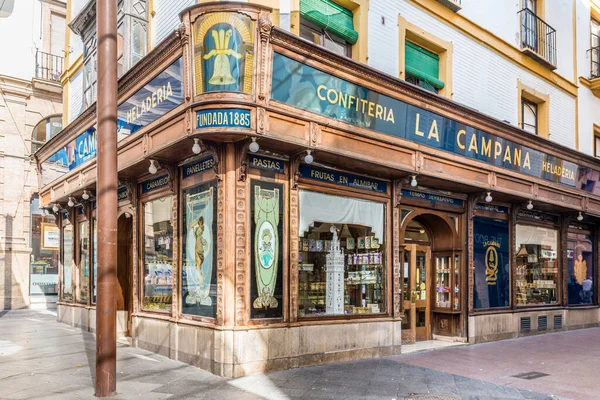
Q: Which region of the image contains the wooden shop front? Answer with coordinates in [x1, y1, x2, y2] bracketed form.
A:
[34, 2, 600, 377]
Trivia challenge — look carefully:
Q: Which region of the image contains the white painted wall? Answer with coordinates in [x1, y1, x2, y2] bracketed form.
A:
[459, 0, 520, 47]
[575, 0, 600, 156]
[0, 0, 42, 80]
[545, 0, 574, 81]
[369, 0, 576, 149]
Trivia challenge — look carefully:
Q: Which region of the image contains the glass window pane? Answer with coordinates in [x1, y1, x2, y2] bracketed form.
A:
[298, 191, 386, 317]
[182, 182, 218, 317]
[435, 255, 450, 308]
[567, 231, 594, 305]
[515, 225, 558, 305]
[143, 196, 173, 312]
[62, 224, 74, 301]
[30, 197, 59, 296]
[522, 101, 537, 134]
[78, 221, 90, 304]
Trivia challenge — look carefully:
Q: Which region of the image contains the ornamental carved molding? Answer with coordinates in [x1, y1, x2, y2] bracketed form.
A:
[560, 213, 572, 305]
[216, 180, 225, 324]
[235, 180, 248, 325]
[257, 16, 273, 102]
[466, 193, 482, 314]
[238, 141, 250, 182]
[118, 178, 137, 206]
[392, 206, 401, 318]
[289, 188, 299, 323]
[163, 164, 177, 194]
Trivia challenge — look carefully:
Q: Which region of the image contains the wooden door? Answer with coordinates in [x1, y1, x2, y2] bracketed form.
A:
[402, 244, 431, 342]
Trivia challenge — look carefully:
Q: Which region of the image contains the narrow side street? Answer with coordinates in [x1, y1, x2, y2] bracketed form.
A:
[0, 309, 586, 400]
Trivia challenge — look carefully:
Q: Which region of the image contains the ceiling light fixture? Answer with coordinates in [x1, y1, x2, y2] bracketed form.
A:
[485, 192, 492, 203]
[192, 138, 201, 154]
[148, 159, 158, 174]
[249, 137, 259, 153]
[304, 150, 314, 164]
[410, 175, 418, 187]
[526, 200, 533, 210]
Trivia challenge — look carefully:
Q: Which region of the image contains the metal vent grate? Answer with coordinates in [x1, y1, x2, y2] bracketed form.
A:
[554, 314, 563, 329]
[538, 315, 547, 331]
[520, 317, 531, 332]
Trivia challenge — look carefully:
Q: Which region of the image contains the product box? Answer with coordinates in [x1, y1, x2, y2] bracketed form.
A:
[357, 237, 365, 249]
[346, 238, 355, 250]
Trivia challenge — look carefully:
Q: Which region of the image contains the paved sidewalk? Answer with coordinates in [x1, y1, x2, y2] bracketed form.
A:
[0, 309, 565, 400]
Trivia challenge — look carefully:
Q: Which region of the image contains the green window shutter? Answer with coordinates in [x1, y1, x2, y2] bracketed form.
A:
[405, 41, 444, 90]
[300, 0, 359, 45]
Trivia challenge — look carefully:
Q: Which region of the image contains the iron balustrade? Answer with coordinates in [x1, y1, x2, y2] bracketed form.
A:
[35, 50, 64, 82]
[518, 8, 557, 69]
[591, 34, 600, 79]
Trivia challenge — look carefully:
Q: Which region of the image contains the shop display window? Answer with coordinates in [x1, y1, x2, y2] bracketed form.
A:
[250, 180, 284, 319]
[142, 195, 173, 312]
[181, 181, 218, 317]
[62, 224, 74, 301]
[29, 196, 59, 297]
[567, 230, 594, 305]
[515, 225, 558, 306]
[434, 254, 460, 310]
[297, 190, 386, 317]
[78, 221, 90, 304]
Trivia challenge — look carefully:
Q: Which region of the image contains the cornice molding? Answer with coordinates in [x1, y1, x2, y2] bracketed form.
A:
[69, 0, 96, 37]
[269, 27, 600, 170]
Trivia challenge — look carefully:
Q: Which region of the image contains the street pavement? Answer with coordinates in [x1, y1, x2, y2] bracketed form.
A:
[0, 309, 594, 400]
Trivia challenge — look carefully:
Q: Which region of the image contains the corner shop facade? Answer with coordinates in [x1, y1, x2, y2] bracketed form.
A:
[35, 3, 600, 377]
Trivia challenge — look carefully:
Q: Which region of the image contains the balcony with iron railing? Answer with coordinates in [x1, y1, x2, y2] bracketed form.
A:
[591, 34, 600, 80]
[35, 50, 64, 82]
[518, 8, 557, 70]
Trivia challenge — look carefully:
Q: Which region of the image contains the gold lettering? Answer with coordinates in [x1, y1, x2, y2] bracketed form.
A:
[386, 109, 395, 123]
[513, 148, 521, 167]
[494, 142, 502, 159]
[375, 104, 383, 120]
[428, 119, 440, 142]
[415, 113, 425, 137]
[503, 145, 512, 163]
[317, 85, 326, 101]
[481, 136, 491, 157]
[457, 129, 466, 150]
[368, 102, 375, 117]
[468, 133, 478, 154]
[166, 81, 173, 98]
[523, 152, 531, 169]
[327, 88, 338, 104]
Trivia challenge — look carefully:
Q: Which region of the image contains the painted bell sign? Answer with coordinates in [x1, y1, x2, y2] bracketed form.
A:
[193, 12, 254, 94]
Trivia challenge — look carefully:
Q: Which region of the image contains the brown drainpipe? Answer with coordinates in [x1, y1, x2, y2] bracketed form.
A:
[95, 0, 118, 396]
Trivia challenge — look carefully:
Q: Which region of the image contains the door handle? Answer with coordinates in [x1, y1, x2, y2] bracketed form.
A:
[411, 290, 419, 303]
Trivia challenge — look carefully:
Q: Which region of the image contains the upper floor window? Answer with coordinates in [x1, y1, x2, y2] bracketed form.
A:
[591, 18, 599, 79]
[299, 0, 357, 58]
[404, 41, 444, 93]
[521, 98, 538, 135]
[31, 115, 63, 153]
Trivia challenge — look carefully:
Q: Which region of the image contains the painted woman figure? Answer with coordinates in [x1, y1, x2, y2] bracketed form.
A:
[194, 216, 206, 276]
[574, 254, 587, 285]
[259, 230, 274, 267]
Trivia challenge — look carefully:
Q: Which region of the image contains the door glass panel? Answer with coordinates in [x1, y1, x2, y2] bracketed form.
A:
[403, 250, 410, 301]
[454, 254, 460, 310]
[436, 255, 451, 308]
[416, 308, 426, 327]
[402, 309, 411, 329]
[416, 251, 426, 300]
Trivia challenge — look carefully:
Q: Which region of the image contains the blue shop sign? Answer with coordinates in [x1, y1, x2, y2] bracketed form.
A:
[298, 164, 387, 193]
[401, 189, 464, 206]
[118, 186, 129, 202]
[249, 154, 284, 173]
[117, 58, 185, 137]
[196, 108, 251, 129]
[271, 53, 599, 194]
[42, 59, 184, 184]
[517, 209, 559, 224]
[141, 175, 169, 194]
[475, 203, 509, 214]
[182, 156, 215, 179]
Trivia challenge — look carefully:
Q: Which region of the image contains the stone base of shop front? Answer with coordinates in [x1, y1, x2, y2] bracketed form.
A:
[131, 316, 402, 378]
[468, 308, 600, 343]
[57, 303, 129, 336]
